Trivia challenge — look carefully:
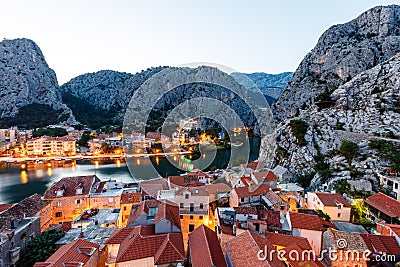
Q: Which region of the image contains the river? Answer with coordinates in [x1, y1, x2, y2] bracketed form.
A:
[0, 137, 260, 203]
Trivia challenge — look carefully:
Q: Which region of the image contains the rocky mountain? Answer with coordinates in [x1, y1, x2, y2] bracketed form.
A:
[60, 67, 166, 127]
[231, 72, 292, 103]
[273, 5, 400, 122]
[261, 5, 400, 189]
[0, 38, 74, 127]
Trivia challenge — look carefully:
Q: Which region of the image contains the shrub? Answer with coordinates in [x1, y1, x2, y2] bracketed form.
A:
[289, 120, 308, 146]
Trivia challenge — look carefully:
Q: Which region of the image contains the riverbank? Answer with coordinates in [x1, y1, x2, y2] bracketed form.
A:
[0, 151, 192, 163]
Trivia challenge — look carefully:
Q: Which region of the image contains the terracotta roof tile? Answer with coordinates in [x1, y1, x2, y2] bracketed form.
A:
[0, 204, 14, 213]
[252, 171, 277, 184]
[43, 175, 100, 198]
[360, 233, 400, 255]
[280, 244, 325, 267]
[120, 192, 141, 204]
[365, 192, 400, 218]
[189, 225, 227, 267]
[140, 178, 169, 197]
[314, 192, 351, 208]
[34, 239, 99, 267]
[234, 184, 270, 198]
[265, 232, 312, 250]
[154, 201, 181, 230]
[289, 212, 336, 231]
[234, 206, 258, 215]
[326, 230, 368, 251]
[225, 231, 285, 267]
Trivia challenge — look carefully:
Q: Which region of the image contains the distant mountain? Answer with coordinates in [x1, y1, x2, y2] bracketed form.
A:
[0, 38, 74, 128]
[60, 67, 166, 128]
[274, 4, 400, 122]
[231, 72, 292, 104]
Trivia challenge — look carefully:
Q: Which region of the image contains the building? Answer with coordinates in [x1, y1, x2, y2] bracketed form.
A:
[33, 239, 100, 267]
[43, 175, 101, 224]
[118, 191, 141, 227]
[0, 194, 51, 232]
[307, 192, 351, 222]
[250, 171, 278, 188]
[378, 172, 400, 200]
[322, 230, 400, 267]
[272, 165, 293, 182]
[175, 186, 211, 234]
[105, 225, 185, 267]
[229, 184, 270, 207]
[26, 136, 76, 156]
[127, 199, 181, 234]
[0, 194, 48, 266]
[376, 222, 400, 244]
[140, 178, 169, 200]
[225, 230, 285, 267]
[188, 225, 227, 267]
[365, 192, 400, 224]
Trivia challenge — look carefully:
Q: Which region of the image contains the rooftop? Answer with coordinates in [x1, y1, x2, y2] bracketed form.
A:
[314, 192, 351, 208]
[189, 225, 227, 267]
[44, 175, 100, 198]
[265, 232, 312, 250]
[252, 171, 277, 184]
[34, 239, 99, 267]
[365, 192, 400, 218]
[289, 212, 336, 231]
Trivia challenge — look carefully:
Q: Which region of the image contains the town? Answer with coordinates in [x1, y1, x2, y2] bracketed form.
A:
[1, 153, 400, 266]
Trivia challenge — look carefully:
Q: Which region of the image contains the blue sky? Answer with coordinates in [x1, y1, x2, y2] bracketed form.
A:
[1, 1, 398, 84]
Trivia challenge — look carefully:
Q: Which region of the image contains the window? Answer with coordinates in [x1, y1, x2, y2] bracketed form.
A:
[124, 206, 127, 211]
[180, 203, 184, 208]
[240, 198, 244, 202]
[180, 215, 183, 219]
[185, 194, 190, 199]
[200, 203, 204, 209]
[199, 216, 203, 220]
[338, 205, 342, 210]
[76, 199, 81, 205]
[190, 203, 194, 212]
[57, 201, 62, 207]
[55, 212, 62, 218]
[195, 189, 199, 194]
[149, 207, 158, 216]
[189, 224, 195, 232]
[76, 188, 83, 195]
[190, 215, 193, 220]
[108, 198, 114, 203]
[338, 213, 341, 218]
[395, 183, 398, 190]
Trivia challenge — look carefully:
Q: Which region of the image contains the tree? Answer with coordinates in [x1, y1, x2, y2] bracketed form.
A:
[340, 140, 359, 164]
[316, 209, 331, 221]
[17, 229, 64, 267]
[78, 131, 91, 147]
[289, 120, 308, 146]
[333, 179, 352, 195]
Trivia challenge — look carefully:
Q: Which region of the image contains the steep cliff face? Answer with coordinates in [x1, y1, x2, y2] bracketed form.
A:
[270, 51, 400, 187]
[0, 38, 74, 125]
[274, 5, 400, 122]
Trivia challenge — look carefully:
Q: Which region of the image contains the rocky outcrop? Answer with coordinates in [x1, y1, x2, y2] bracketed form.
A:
[274, 5, 400, 122]
[231, 72, 292, 101]
[0, 38, 74, 123]
[269, 52, 400, 186]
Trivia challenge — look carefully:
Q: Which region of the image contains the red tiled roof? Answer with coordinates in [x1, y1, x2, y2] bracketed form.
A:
[116, 231, 184, 264]
[140, 178, 169, 197]
[154, 201, 181, 229]
[106, 225, 155, 244]
[252, 171, 277, 184]
[325, 230, 368, 251]
[360, 233, 400, 255]
[289, 212, 336, 231]
[168, 176, 185, 186]
[225, 230, 285, 267]
[280, 244, 325, 267]
[34, 239, 99, 267]
[189, 225, 227, 267]
[314, 192, 351, 208]
[240, 176, 253, 187]
[365, 192, 400, 218]
[234, 206, 258, 215]
[257, 210, 282, 228]
[234, 184, 270, 198]
[205, 183, 231, 195]
[265, 232, 312, 250]
[120, 192, 141, 204]
[244, 161, 259, 170]
[0, 204, 14, 213]
[43, 175, 100, 198]
[377, 222, 400, 237]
